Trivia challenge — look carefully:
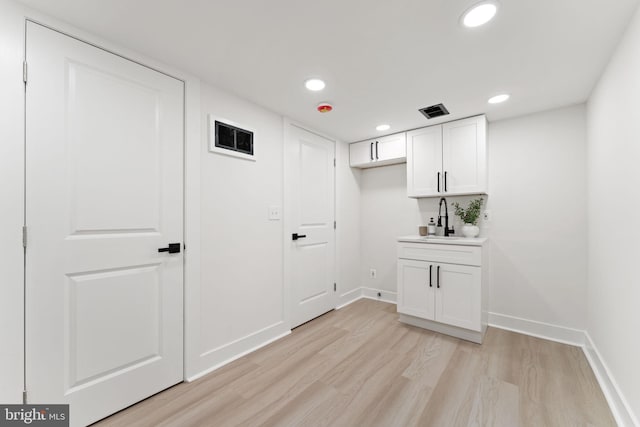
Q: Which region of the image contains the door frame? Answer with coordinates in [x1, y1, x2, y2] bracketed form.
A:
[283, 118, 338, 330]
[18, 14, 203, 401]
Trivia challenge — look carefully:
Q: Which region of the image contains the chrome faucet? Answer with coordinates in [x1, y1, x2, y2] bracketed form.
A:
[437, 197, 455, 237]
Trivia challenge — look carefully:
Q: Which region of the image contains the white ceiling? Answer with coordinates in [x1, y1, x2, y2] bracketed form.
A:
[18, 0, 639, 142]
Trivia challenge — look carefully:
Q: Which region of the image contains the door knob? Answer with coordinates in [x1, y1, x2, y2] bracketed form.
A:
[158, 243, 181, 253]
[292, 233, 307, 241]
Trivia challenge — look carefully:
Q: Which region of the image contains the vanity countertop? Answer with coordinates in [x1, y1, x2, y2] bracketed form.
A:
[397, 235, 488, 246]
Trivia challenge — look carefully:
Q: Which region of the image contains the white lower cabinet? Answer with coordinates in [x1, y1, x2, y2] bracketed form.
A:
[397, 259, 436, 320]
[435, 263, 481, 331]
[397, 240, 488, 343]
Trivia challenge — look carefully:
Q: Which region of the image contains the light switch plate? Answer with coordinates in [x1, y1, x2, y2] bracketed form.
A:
[483, 210, 491, 222]
[268, 205, 281, 220]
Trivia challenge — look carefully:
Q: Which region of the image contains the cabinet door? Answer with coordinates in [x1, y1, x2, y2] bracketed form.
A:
[397, 259, 435, 320]
[435, 263, 481, 331]
[406, 125, 442, 197]
[442, 116, 487, 195]
[349, 140, 374, 167]
[375, 133, 406, 164]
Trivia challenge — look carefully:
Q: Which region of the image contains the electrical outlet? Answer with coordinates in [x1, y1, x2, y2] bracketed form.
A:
[268, 205, 281, 220]
[483, 210, 491, 222]
[370, 269, 377, 279]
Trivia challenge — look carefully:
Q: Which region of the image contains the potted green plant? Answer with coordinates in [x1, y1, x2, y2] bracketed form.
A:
[452, 197, 484, 238]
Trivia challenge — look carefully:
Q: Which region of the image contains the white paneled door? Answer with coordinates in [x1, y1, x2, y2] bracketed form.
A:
[25, 23, 184, 427]
[287, 124, 336, 328]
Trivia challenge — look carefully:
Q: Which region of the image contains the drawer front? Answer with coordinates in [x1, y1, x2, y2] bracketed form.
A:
[397, 242, 481, 266]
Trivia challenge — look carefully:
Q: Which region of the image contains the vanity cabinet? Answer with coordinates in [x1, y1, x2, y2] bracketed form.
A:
[396, 238, 488, 343]
[406, 115, 487, 197]
[349, 132, 406, 168]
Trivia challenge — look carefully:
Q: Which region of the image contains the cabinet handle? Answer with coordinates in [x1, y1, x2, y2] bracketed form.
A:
[429, 265, 433, 287]
[437, 265, 440, 288]
[444, 171, 448, 192]
[370, 142, 374, 161]
[375, 141, 379, 160]
[437, 172, 441, 192]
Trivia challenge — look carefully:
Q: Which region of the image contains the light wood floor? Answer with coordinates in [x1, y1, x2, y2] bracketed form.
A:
[95, 299, 615, 427]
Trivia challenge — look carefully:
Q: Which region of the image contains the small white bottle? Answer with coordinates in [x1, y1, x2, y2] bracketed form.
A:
[427, 218, 436, 236]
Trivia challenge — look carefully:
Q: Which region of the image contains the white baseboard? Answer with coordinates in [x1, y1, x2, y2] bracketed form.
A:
[361, 287, 397, 304]
[336, 286, 397, 309]
[187, 323, 290, 382]
[336, 287, 363, 309]
[583, 332, 638, 427]
[488, 312, 585, 346]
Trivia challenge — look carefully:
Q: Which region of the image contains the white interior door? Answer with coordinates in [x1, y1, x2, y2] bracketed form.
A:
[287, 124, 336, 328]
[25, 22, 184, 427]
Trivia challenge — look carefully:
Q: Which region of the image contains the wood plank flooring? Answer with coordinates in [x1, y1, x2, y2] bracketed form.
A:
[94, 299, 615, 427]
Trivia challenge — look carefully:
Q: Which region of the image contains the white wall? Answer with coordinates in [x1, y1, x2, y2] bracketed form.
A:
[336, 142, 362, 304]
[187, 83, 290, 378]
[0, 0, 26, 404]
[359, 105, 588, 332]
[185, 88, 362, 379]
[360, 164, 421, 294]
[488, 106, 587, 331]
[587, 5, 640, 424]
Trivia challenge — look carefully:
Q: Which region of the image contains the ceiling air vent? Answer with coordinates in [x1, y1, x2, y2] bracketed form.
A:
[419, 103, 450, 119]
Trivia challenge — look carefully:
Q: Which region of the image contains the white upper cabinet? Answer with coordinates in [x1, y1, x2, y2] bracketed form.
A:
[407, 115, 487, 198]
[349, 140, 374, 166]
[442, 116, 487, 195]
[406, 125, 442, 196]
[349, 132, 406, 168]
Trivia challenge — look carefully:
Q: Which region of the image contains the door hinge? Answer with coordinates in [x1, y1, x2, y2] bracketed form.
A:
[333, 221, 336, 229]
[23, 390, 27, 404]
[22, 226, 27, 248]
[334, 283, 336, 292]
[333, 158, 336, 167]
[23, 61, 27, 84]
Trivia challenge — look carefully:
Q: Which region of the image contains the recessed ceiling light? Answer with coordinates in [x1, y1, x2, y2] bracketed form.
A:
[462, 1, 498, 28]
[376, 124, 390, 131]
[488, 94, 510, 104]
[305, 78, 326, 91]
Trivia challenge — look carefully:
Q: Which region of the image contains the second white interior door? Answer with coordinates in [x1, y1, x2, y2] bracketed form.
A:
[287, 124, 336, 328]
